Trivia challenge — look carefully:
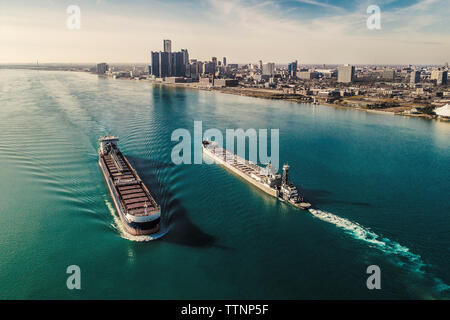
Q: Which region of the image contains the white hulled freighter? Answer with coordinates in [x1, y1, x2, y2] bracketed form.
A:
[202, 140, 311, 210]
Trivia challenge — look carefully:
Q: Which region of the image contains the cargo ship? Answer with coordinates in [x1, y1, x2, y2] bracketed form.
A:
[98, 135, 161, 236]
[202, 140, 311, 210]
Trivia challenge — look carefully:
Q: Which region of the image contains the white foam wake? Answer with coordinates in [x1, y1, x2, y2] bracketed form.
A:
[308, 208, 449, 296]
[309, 209, 421, 263]
[104, 198, 167, 242]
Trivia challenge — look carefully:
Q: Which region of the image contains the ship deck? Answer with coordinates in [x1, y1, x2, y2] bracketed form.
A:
[102, 151, 159, 216]
[204, 145, 266, 181]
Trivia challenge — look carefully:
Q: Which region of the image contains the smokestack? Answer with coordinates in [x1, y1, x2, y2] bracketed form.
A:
[282, 164, 290, 186]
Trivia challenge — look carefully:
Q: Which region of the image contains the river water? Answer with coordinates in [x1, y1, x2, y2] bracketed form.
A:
[0, 69, 449, 299]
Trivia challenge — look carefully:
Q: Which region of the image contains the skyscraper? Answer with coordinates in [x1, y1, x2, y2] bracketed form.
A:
[186, 62, 199, 79]
[288, 61, 297, 78]
[410, 70, 420, 84]
[181, 49, 189, 65]
[262, 63, 275, 76]
[96, 63, 109, 74]
[159, 51, 170, 77]
[212, 57, 217, 66]
[337, 65, 355, 83]
[151, 51, 160, 77]
[223, 57, 227, 66]
[204, 62, 215, 74]
[171, 51, 185, 76]
[431, 70, 448, 85]
[163, 39, 172, 53]
[439, 70, 448, 85]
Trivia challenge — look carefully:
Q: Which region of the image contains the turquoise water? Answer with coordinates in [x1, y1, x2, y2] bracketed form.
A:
[0, 69, 449, 299]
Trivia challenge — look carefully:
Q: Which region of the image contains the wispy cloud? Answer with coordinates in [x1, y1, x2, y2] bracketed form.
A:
[0, 0, 449, 64]
[295, 0, 342, 10]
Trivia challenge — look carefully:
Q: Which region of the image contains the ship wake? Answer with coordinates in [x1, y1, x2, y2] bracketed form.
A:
[104, 198, 167, 242]
[309, 208, 449, 297]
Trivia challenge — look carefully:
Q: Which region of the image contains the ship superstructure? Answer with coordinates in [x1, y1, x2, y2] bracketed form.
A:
[202, 140, 311, 210]
[98, 135, 161, 235]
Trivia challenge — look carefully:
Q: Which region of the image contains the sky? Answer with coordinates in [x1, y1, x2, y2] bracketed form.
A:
[0, 0, 449, 64]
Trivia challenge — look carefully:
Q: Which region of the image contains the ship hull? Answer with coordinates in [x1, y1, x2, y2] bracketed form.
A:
[98, 157, 160, 236]
[202, 145, 278, 197]
[202, 143, 311, 210]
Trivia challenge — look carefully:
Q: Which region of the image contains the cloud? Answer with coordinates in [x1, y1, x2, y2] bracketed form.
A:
[295, 0, 342, 10]
[0, 0, 449, 64]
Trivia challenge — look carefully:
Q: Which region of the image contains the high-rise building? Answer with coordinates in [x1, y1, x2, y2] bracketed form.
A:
[382, 69, 395, 80]
[288, 61, 297, 78]
[159, 51, 170, 78]
[181, 49, 189, 65]
[259, 60, 263, 71]
[151, 41, 190, 78]
[431, 70, 448, 85]
[223, 57, 227, 66]
[197, 61, 204, 75]
[337, 65, 355, 83]
[171, 51, 185, 77]
[163, 39, 172, 53]
[151, 51, 160, 77]
[262, 63, 275, 76]
[410, 70, 420, 84]
[186, 62, 200, 79]
[298, 71, 318, 80]
[96, 63, 109, 74]
[440, 70, 448, 85]
[204, 62, 215, 74]
[212, 57, 217, 66]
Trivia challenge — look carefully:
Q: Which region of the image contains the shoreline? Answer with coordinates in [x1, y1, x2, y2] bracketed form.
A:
[8, 68, 446, 122]
[144, 78, 448, 122]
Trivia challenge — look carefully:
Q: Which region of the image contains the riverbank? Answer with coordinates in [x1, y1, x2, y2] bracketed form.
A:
[144, 79, 448, 121]
[38, 69, 445, 122]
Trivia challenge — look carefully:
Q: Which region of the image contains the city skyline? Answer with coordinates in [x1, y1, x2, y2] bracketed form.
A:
[1, 0, 450, 64]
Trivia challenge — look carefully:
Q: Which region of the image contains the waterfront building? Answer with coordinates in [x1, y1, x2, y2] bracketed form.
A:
[197, 61, 204, 75]
[164, 77, 186, 83]
[181, 49, 189, 65]
[435, 104, 450, 118]
[185, 63, 199, 79]
[204, 62, 215, 74]
[163, 39, 172, 53]
[151, 51, 160, 77]
[151, 40, 190, 78]
[159, 51, 170, 78]
[213, 79, 239, 87]
[171, 51, 185, 77]
[96, 63, 109, 74]
[337, 65, 355, 83]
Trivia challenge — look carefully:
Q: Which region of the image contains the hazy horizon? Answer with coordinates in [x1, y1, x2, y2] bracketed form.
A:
[1, 0, 449, 65]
